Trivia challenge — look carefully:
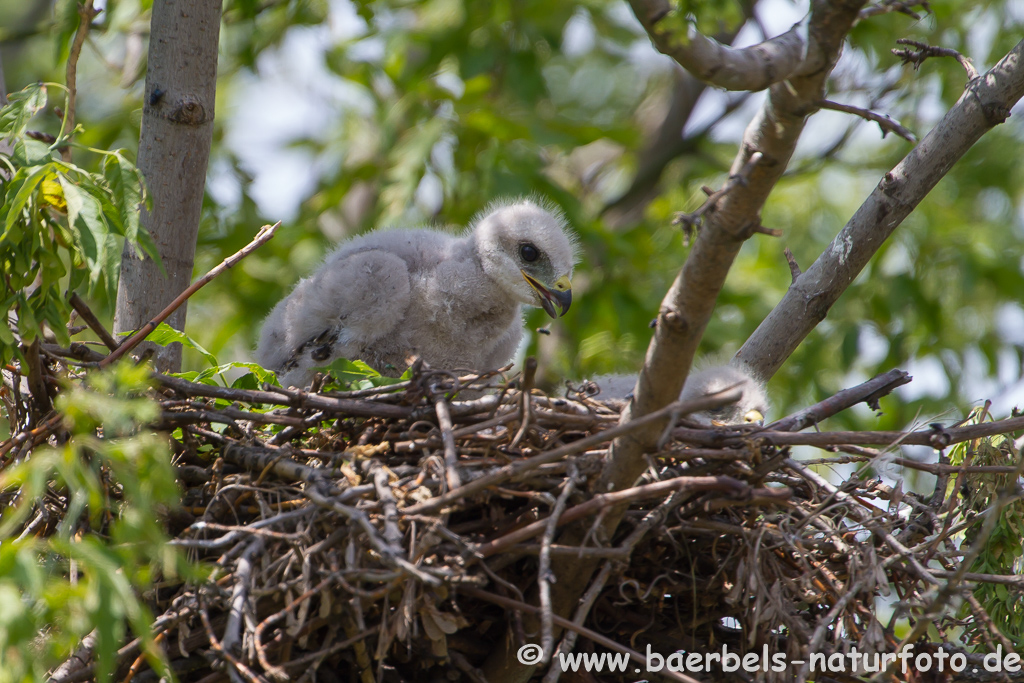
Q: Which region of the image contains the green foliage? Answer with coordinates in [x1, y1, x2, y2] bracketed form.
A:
[948, 409, 1024, 648]
[6, 0, 1024, 424]
[0, 363, 200, 682]
[319, 358, 413, 391]
[0, 83, 156, 364]
[145, 321, 279, 389]
[145, 322, 406, 391]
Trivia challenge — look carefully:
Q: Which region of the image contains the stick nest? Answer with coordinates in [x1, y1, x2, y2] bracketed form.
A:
[31, 366, 1024, 682]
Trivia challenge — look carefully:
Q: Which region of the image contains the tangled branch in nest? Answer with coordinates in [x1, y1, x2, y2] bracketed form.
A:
[6, 363, 1024, 683]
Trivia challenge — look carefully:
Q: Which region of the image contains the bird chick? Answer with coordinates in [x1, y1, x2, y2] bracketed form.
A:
[256, 199, 578, 387]
[593, 363, 768, 426]
[679, 365, 768, 426]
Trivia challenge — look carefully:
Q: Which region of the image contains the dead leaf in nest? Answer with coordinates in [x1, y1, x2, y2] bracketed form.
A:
[859, 616, 885, 654]
[758, 581, 785, 626]
[422, 600, 463, 634]
[430, 633, 448, 657]
[869, 545, 891, 597]
[396, 581, 416, 641]
[419, 600, 466, 658]
[337, 462, 361, 487]
[419, 606, 446, 641]
[345, 442, 390, 460]
[725, 559, 745, 605]
[406, 486, 434, 503]
[177, 621, 191, 658]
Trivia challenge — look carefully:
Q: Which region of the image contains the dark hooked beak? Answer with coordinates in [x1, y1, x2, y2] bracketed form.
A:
[521, 272, 572, 318]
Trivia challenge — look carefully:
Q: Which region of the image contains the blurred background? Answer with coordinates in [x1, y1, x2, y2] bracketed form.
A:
[3, 0, 1024, 452]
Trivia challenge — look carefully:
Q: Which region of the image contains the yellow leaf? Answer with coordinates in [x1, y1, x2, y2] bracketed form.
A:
[40, 175, 66, 213]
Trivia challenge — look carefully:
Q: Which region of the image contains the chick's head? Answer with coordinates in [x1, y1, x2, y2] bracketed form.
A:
[473, 199, 578, 318]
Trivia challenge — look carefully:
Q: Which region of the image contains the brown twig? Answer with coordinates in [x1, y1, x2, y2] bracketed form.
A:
[477, 475, 784, 557]
[784, 247, 802, 283]
[102, 222, 281, 367]
[672, 151, 763, 244]
[402, 393, 748, 516]
[69, 292, 120, 351]
[538, 464, 578, 662]
[0, 412, 63, 459]
[434, 395, 462, 491]
[769, 368, 912, 431]
[510, 357, 538, 447]
[221, 538, 263, 655]
[893, 38, 979, 81]
[23, 338, 54, 418]
[157, 372, 411, 419]
[819, 98, 917, 141]
[62, 0, 99, 150]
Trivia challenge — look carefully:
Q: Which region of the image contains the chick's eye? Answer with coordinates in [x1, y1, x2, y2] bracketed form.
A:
[520, 243, 540, 262]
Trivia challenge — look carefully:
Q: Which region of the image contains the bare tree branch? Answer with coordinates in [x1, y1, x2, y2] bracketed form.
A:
[735, 39, 1024, 381]
[819, 98, 917, 141]
[481, 3, 869, 681]
[103, 223, 280, 367]
[673, 152, 764, 244]
[603, 5, 754, 222]
[599, 0, 867, 498]
[628, 0, 826, 91]
[893, 38, 979, 81]
[62, 0, 99, 145]
[858, 1, 929, 21]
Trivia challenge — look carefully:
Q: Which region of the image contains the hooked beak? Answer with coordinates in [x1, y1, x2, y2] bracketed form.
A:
[710, 409, 764, 428]
[521, 272, 572, 318]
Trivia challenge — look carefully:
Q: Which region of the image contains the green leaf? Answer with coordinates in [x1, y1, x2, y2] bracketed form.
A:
[2, 165, 50, 242]
[58, 173, 111, 288]
[103, 151, 143, 244]
[12, 138, 54, 166]
[0, 83, 47, 139]
[145, 322, 219, 367]
[319, 358, 409, 390]
[230, 363, 280, 388]
[53, 0, 80, 65]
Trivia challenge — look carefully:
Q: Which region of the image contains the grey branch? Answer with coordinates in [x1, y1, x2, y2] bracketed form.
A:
[858, 1, 929, 21]
[599, 0, 866, 498]
[893, 38, 980, 81]
[113, 0, 223, 372]
[481, 4, 870, 682]
[819, 98, 917, 141]
[628, 0, 826, 91]
[673, 152, 764, 244]
[735, 39, 1024, 381]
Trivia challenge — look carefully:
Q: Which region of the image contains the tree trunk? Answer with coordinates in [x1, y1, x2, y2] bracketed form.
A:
[114, 0, 222, 372]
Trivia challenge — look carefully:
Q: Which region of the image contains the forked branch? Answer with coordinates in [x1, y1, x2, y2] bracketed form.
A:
[893, 38, 979, 81]
[736, 40, 1024, 381]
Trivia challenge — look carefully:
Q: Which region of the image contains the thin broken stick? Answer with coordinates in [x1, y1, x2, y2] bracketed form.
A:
[102, 222, 281, 367]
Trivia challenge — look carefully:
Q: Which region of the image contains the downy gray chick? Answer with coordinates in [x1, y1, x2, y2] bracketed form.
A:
[594, 364, 768, 426]
[257, 199, 578, 387]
